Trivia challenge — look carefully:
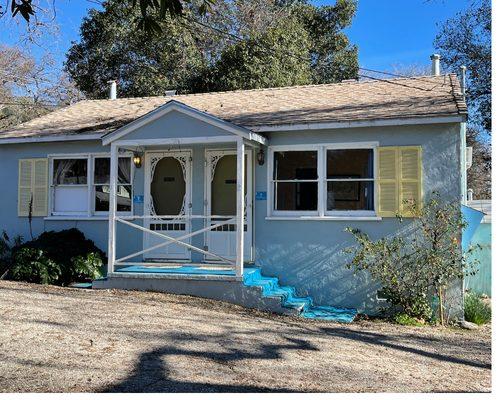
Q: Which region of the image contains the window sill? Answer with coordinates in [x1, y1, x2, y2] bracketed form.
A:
[265, 215, 382, 221]
[44, 216, 110, 221]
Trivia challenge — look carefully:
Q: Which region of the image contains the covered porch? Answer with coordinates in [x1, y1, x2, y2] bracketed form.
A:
[103, 100, 267, 280]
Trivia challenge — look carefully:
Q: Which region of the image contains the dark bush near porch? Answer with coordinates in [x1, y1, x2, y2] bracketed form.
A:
[9, 228, 106, 286]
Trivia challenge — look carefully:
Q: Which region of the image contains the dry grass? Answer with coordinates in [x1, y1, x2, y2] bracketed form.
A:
[0, 280, 491, 393]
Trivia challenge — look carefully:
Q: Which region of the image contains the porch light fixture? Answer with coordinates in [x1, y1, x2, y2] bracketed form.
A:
[257, 147, 265, 166]
[133, 153, 142, 168]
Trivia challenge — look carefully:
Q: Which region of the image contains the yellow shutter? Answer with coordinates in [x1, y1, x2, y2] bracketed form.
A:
[377, 147, 399, 217]
[399, 146, 422, 216]
[32, 159, 48, 216]
[18, 159, 33, 217]
[18, 158, 48, 217]
[377, 146, 422, 217]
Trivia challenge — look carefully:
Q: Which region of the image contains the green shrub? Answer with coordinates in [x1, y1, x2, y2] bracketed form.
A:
[345, 192, 479, 324]
[464, 292, 491, 325]
[11, 248, 61, 284]
[393, 313, 425, 326]
[0, 230, 23, 277]
[71, 252, 104, 282]
[14, 228, 106, 285]
[6, 228, 105, 285]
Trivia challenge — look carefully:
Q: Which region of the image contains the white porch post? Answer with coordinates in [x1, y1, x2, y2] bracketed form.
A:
[107, 143, 118, 275]
[235, 138, 245, 278]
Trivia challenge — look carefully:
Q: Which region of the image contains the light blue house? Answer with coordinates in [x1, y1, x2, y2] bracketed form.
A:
[0, 68, 469, 321]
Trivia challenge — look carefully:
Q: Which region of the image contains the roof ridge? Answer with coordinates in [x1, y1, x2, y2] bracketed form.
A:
[81, 74, 456, 103]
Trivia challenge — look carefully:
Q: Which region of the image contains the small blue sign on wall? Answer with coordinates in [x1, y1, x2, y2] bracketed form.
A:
[255, 191, 267, 201]
[133, 195, 144, 204]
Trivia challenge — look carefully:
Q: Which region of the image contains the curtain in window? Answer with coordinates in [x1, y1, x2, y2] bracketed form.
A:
[53, 159, 87, 185]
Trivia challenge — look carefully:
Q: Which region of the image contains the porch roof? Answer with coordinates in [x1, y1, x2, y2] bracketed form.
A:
[0, 74, 467, 143]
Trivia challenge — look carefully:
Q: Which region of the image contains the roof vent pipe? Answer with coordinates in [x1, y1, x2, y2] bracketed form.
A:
[108, 80, 117, 100]
[467, 188, 474, 202]
[430, 54, 441, 76]
[460, 65, 467, 99]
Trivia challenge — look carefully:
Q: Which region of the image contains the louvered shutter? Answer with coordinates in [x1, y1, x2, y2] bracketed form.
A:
[399, 147, 422, 216]
[377, 147, 399, 217]
[18, 159, 33, 216]
[32, 159, 48, 216]
[18, 158, 48, 217]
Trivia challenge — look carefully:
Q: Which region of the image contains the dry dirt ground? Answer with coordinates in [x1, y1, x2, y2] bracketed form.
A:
[0, 280, 491, 393]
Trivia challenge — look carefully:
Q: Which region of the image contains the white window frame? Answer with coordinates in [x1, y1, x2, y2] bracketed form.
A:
[48, 152, 133, 218]
[267, 142, 379, 220]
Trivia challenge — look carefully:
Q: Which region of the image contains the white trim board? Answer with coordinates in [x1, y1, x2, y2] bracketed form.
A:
[101, 100, 267, 146]
[0, 133, 103, 145]
[251, 115, 465, 132]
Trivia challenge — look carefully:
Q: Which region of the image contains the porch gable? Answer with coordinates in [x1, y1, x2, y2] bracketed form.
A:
[102, 100, 266, 146]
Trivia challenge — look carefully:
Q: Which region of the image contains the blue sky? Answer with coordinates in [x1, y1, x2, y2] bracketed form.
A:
[0, 0, 471, 74]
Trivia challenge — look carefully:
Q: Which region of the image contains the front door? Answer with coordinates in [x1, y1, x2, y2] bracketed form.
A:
[144, 151, 192, 260]
[205, 149, 253, 262]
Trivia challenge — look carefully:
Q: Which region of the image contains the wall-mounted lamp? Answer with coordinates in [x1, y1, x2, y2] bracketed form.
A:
[257, 147, 265, 166]
[133, 153, 142, 168]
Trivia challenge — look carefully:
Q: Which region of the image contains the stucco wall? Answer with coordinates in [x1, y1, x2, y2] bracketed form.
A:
[0, 122, 462, 314]
[253, 123, 462, 313]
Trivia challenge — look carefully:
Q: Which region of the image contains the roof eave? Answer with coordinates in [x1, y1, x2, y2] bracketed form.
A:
[248, 114, 467, 133]
[0, 132, 104, 145]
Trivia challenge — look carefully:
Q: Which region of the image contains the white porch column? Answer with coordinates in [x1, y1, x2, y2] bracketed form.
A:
[235, 138, 245, 278]
[107, 143, 118, 275]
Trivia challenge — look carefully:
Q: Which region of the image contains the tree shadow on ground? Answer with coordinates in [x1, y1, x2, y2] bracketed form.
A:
[319, 326, 491, 370]
[101, 333, 319, 392]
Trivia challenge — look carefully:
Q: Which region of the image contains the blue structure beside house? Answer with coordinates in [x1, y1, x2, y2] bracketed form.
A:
[0, 70, 469, 319]
[464, 200, 492, 296]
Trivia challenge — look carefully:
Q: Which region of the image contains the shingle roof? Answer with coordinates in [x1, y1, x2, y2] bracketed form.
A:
[0, 74, 467, 140]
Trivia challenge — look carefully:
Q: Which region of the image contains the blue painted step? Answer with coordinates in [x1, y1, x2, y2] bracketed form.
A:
[243, 268, 357, 323]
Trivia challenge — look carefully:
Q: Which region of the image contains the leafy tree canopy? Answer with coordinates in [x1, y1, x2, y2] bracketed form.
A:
[1, 0, 215, 34]
[434, 0, 491, 133]
[65, 0, 358, 98]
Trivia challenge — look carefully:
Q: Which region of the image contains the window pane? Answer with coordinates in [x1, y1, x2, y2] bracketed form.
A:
[53, 159, 87, 184]
[327, 181, 374, 211]
[94, 158, 109, 184]
[274, 151, 317, 180]
[118, 158, 131, 184]
[95, 185, 132, 212]
[275, 182, 317, 211]
[94, 157, 131, 184]
[117, 185, 132, 212]
[54, 187, 88, 212]
[327, 149, 373, 179]
[94, 185, 109, 212]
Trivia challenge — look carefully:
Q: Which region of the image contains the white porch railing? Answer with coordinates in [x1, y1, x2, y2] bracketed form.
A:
[113, 215, 237, 266]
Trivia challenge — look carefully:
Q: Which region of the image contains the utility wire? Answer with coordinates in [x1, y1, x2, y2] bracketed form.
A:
[182, 14, 443, 93]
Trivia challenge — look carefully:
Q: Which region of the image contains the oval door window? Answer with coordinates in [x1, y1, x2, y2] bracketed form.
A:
[151, 157, 185, 216]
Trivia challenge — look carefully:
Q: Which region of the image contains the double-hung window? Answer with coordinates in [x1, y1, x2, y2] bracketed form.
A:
[50, 154, 132, 217]
[269, 144, 377, 218]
